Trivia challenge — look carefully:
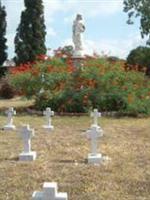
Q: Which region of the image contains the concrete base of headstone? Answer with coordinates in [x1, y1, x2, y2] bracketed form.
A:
[4, 125, 16, 131]
[32, 182, 68, 200]
[88, 153, 103, 164]
[32, 191, 43, 199]
[42, 125, 54, 131]
[32, 191, 67, 200]
[19, 151, 36, 161]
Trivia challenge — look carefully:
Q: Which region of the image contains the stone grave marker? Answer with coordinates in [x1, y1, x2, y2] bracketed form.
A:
[87, 125, 103, 164]
[43, 107, 54, 131]
[19, 124, 36, 161]
[4, 107, 16, 130]
[39, 73, 45, 94]
[32, 182, 68, 200]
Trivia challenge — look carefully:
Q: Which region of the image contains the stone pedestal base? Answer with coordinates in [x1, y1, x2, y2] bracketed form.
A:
[72, 56, 84, 68]
[88, 153, 103, 164]
[19, 151, 36, 161]
[4, 125, 16, 131]
[32, 192, 43, 199]
[73, 48, 85, 57]
[32, 182, 68, 200]
[42, 125, 54, 131]
[32, 192, 67, 200]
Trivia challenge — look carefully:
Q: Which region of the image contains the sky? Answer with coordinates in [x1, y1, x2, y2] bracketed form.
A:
[1, 0, 147, 59]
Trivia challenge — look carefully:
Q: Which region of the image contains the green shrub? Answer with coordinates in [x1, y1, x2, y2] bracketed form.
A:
[9, 57, 150, 115]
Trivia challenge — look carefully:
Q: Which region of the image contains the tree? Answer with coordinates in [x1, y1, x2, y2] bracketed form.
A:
[14, 0, 46, 64]
[0, 1, 7, 66]
[127, 46, 150, 75]
[123, 0, 150, 44]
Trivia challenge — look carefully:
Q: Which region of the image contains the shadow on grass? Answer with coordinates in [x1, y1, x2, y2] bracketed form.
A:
[0, 156, 18, 162]
[52, 158, 87, 164]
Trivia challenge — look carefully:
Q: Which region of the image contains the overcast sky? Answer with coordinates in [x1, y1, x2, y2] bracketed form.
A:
[2, 0, 147, 59]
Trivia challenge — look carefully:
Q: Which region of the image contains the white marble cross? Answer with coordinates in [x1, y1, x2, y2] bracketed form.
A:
[32, 182, 68, 200]
[43, 107, 54, 130]
[90, 108, 101, 126]
[4, 107, 16, 130]
[19, 124, 36, 161]
[39, 74, 45, 94]
[87, 125, 103, 155]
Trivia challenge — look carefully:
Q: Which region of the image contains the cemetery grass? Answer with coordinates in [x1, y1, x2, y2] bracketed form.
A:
[0, 116, 150, 200]
[0, 97, 34, 111]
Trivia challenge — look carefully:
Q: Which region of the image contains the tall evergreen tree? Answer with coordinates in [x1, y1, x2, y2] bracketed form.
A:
[0, 1, 7, 66]
[14, 0, 46, 64]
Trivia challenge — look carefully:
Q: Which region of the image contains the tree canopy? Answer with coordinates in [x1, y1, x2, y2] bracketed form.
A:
[127, 46, 150, 75]
[123, 0, 150, 44]
[14, 0, 46, 64]
[0, 1, 7, 66]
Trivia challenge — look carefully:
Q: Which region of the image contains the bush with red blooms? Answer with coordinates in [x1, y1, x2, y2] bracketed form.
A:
[9, 52, 150, 115]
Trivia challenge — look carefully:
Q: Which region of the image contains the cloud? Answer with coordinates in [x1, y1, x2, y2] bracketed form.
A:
[44, 0, 64, 22]
[44, 0, 123, 19]
[63, 0, 123, 24]
[46, 27, 57, 37]
[64, 15, 75, 24]
[62, 32, 147, 59]
[64, 0, 123, 18]
[44, 0, 123, 26]
[86, 34, 147, 59]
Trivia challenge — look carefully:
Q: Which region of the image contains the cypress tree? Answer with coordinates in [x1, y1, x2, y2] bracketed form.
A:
[0, 1, 7, 66]
[14, 0, 46, 64]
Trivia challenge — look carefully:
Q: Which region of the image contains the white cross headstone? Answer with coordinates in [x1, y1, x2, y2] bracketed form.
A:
[39, 74, 45, 94]
[87, 125, 103, 164]
[32, 182, 68, 200]
[43, 107, 54, 131]
[90, 108, 101, 127]
[19, 124, 36, 161]
[4, 107, 16, 130]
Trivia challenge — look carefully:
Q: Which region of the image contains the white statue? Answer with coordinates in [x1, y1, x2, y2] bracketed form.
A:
[72, 14, 85, 57]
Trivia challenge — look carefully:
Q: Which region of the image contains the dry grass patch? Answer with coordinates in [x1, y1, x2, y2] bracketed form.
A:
[0, 97, 34, 111]
[0, 116, 150, 200]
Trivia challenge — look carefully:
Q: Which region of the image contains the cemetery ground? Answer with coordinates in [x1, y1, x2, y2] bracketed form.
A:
[0, 99, 150, 200]
[0, 97, 34, 112]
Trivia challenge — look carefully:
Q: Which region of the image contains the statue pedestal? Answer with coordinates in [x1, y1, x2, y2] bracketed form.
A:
[72, 55, 85, 68]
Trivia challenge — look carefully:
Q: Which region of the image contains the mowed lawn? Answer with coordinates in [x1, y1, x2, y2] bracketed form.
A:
[0, 115, 150, 200]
